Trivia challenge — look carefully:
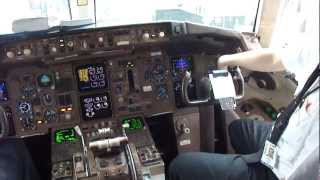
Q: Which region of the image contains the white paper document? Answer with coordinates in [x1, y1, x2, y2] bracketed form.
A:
[209, 70, 237, 110]
[209, 71, 236, 99]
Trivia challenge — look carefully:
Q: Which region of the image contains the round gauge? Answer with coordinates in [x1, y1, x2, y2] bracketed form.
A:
[18, 101, 32, 114]
[44, 109, 57, 122]
[42, 93, 54, 105]
[152, 64, 167, 84]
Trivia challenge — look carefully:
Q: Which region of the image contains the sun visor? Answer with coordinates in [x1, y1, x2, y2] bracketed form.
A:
[12, 17, 49, 33]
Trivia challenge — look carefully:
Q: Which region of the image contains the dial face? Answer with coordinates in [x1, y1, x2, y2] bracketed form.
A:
[42, 93, 54, 105]
[17, 101, 34, 129]
[18, 101, 32, 114]
[44, 109, 57, 122]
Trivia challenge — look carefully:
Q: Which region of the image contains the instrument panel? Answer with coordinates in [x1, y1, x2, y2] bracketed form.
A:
[0, 22, 244, 138]
[1, 51, 176, 137]
[0, 22, 248, 179]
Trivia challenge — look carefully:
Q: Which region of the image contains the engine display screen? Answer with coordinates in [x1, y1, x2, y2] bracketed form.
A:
[122, 117, 144, 131]
[76, 64, 107, 91]
[0, 81, 8, 102]
[54, 128, 77, 144]
[80, 93, 112, 121]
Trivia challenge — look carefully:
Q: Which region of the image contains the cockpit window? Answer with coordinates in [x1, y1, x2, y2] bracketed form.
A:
[0, 0, 260, 35]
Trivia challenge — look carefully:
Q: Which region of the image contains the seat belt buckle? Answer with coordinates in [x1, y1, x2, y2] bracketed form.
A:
[261, 140, 278, 170]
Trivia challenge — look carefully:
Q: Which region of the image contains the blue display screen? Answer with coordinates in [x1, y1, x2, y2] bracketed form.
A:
[174, 58, 190, 70]
[0, 81, 8, 101]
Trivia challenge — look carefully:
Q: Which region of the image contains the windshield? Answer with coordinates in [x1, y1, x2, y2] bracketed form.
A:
[0, 0, 260, 35]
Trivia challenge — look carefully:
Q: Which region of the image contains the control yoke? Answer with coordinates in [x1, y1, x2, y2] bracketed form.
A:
[181, 66, 244, 106]
[229, 66, 245, 100]
[182, 71, 211, 105]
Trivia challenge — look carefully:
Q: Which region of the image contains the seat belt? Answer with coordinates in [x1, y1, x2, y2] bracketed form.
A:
[241, 64, 319, 164]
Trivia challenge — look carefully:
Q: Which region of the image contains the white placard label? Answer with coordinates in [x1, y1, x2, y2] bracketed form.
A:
[179, 139, 191, 146]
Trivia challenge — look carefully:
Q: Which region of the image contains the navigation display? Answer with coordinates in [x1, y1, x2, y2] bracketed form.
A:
[173, 57, 192, 73]
[54, 128, 77, 144]
[0, 81, 8, 102]
[80, 93, 112, 121]
[76, 64, 107, 91]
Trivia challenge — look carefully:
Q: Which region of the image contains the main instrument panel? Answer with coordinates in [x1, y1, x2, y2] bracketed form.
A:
[1, 51, 178, 137]
[1, 23, 171, 137]
[0, 22, 243, 138]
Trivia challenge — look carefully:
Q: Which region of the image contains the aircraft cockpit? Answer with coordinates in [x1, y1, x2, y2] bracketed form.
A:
[1, 1, 317, 180]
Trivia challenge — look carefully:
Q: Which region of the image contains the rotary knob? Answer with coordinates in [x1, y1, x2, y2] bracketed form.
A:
[23, 49, 32, 56]
[82, 40, 88, 49]
[6, 51, 15, 58]
[142, 32, 150, 40]
[98, 37, 104, 43]
[67, 41, 74, 48]
[159, 31, 165, 38]
[51, 47, 57, 53]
